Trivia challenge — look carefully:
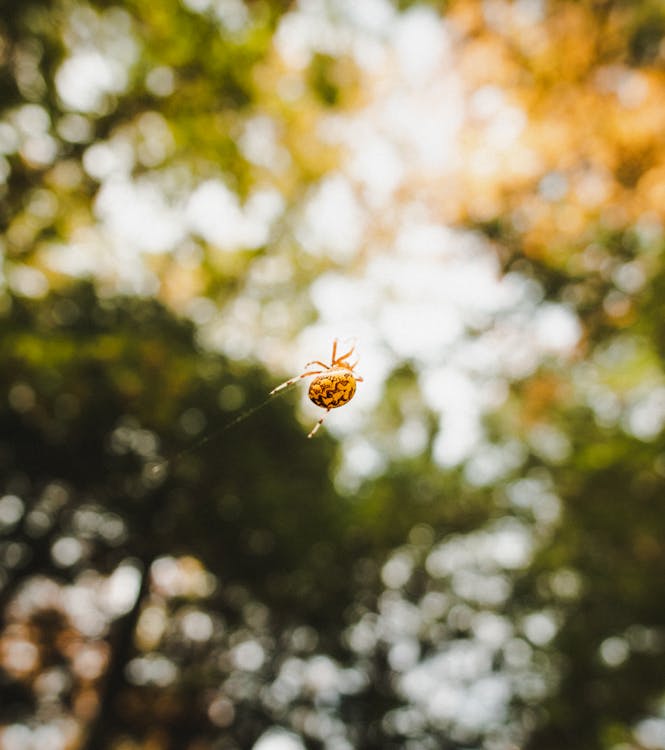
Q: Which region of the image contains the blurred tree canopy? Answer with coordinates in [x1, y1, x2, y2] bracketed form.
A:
[4, 1, 665, 750]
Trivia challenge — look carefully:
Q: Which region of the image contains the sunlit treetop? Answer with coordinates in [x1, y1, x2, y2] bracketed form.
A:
[0, 0, 361, 298]
[443, 1, 665, 257]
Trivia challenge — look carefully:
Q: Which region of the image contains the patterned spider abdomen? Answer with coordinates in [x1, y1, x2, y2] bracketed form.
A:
[308, 368, 357, 409]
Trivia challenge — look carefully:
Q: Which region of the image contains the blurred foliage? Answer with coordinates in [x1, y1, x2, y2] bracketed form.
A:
[0, 283, 438, 748]
[0, 284, 501, 749]
[4, 0, 665, 750]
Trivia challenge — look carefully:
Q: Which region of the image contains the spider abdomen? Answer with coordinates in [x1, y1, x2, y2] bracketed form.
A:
[308, 369, 357, 409]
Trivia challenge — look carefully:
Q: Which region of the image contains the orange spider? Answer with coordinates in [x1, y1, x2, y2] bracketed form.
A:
[270, 339, 364, 437]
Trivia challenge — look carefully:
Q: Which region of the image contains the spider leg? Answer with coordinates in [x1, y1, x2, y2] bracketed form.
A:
[269, 370, 323, 395]
[334, 345, 356, 366]
[353, 374, 364, 382]
[304, 360, 329, 369]
[307, 408, 331, 438]
[331, 339, 338, 362]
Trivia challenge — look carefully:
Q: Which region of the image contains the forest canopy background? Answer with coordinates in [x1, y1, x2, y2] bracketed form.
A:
[3, 1, 665, 749]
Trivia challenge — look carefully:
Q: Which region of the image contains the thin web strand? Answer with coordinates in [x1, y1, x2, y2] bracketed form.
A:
[148, 383, 296, 480]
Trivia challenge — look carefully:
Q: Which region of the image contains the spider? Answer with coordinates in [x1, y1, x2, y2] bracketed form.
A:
[270, 339, 363, 438]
